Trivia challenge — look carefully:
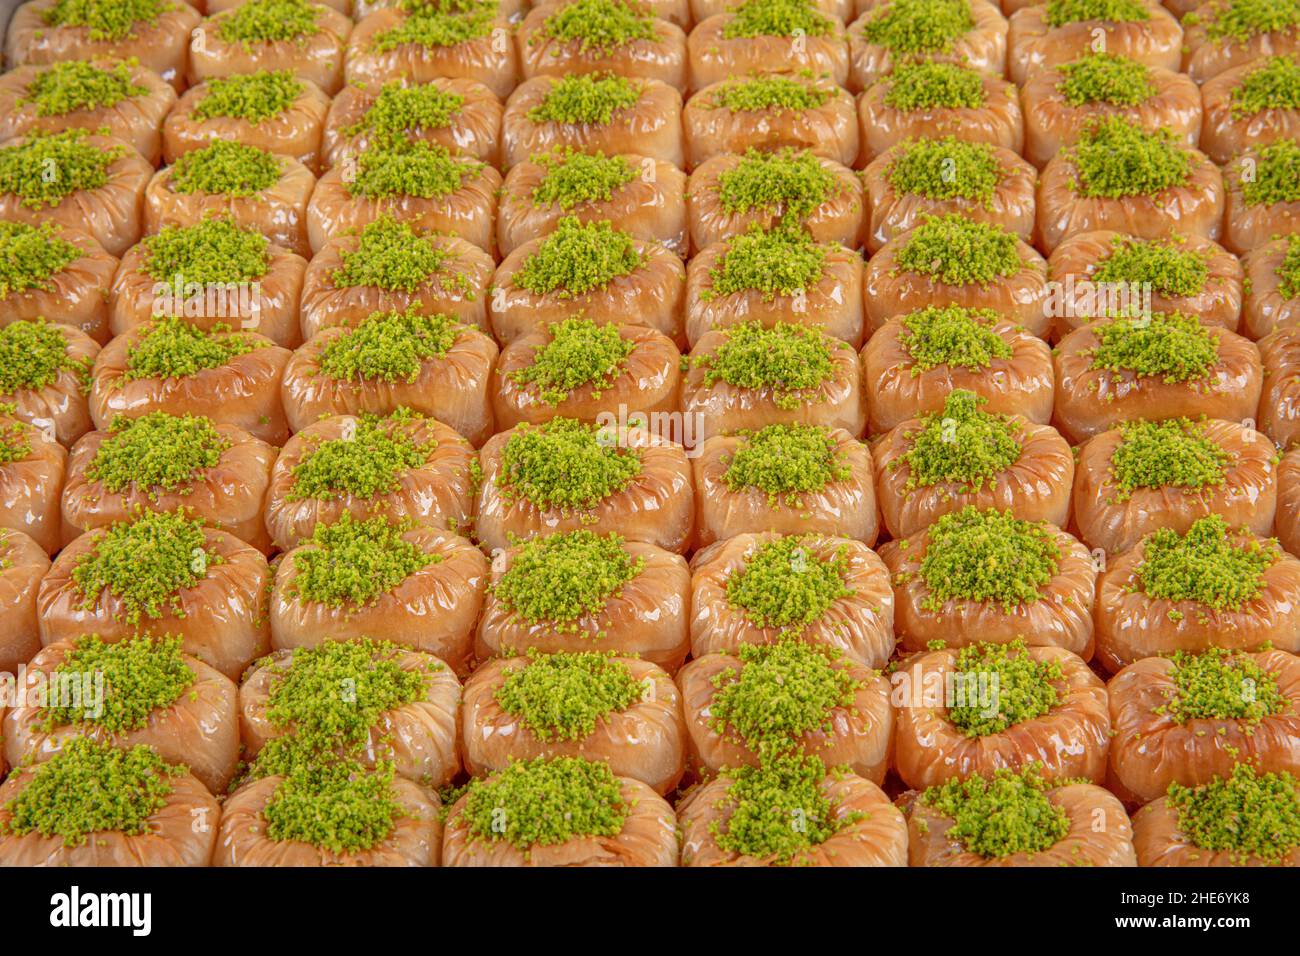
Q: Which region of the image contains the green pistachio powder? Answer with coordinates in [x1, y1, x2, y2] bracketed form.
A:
[290, 513, 439, 608]
[1231, 56, 1300, 117]
[318, 306, 460, 383]
[0, 220, 81, 298]
[1055, 54, 1155, 108]
[331, 217, 458, 293]
[193, 71, 304, 124]
[947, 639, 1064, 737]
[1068, 116, 1191, 199]
[1157, 648, 1288, 725]
[0, 319, 89, 395]
[913, 506, 1061, 612]
[513, 217, 644, 298]
[42, 0, 171, 42]
[85, 412, 229, 499]
[497, 417, 643, 512]
[893, 214, 1022, 286]
[371, 6, 495, 54]
[705, 226, 827, 301]
[216, 0, 320, 45]
[1109, 418, 1232, 500]
[723, 423, 852, 507]
[1092, 235, 1210, 298]
[494, 649, 644, 741]
[1136, 515, 1278, 613]
[1088, 311, 1219, 382]
[491, 530, 644, 630]
[1240, 138, 1300, 206]
[123, 318, 263, 382]
[723, 0, 836, 39]
[895, 389, 1022, 493]
[717, 148, 839, 222]
[72, 511, 222, 626]
[348, 140, 483, 201]
[1185, 0, 1300, 44]
[697, 321, 837, 411]
[709, 641, 864, 761]
[1044, 0, 1149, 27]
[0, 738, 183, 848]
[0, 129, 123, 210]
[899, 305, 1011, 372]
[1167, 765, 1300, 863]
[888, 137, 1002, 205]
[509, 317, 633, 405]
[290, 415, 436, 501]
[1279, 238, 1300, 300]
[883, 61, 987, 112]
[726, 535, 854, 636]
[858, 0, 975, 54]
[348, 82, 466, 144]
[142, 218, 270, 286]
[19, 61, 146, 118]
[527, 73, 642, 126]
[42, 634, 194, 735]
[709, 75, 831, 113]
[921, 766, 1070, 859]
[540, 0, 655, 55]
[530, 148, 636, 212]
[168, 141, 282, 198]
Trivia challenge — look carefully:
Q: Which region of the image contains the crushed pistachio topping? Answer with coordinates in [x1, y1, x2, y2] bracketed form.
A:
[722, 0, 836, 38]
[348, 140, 482, 200]
[456, 756, 627, 850]
[319, 306, 460, 383]
[709, 641, 863, 761]
[85, 412, 229, 498]
[1092, 235, 1210, 298]
[917, 507, 1060, 612]
[712, 754, 855, 863]
[495, 649, 643, 740]
[19, 61, 145, 117]
[141, 218, 270, 285]
[1044, 0, 1149, 27]
[192, 71, 304, 124]
[1068, 116, 1191, 199]
[704, 226, 826, 301]
[0, 221, 80, 298]
[858, 0, 974, 53]
[899, 305, 1010, 372]
[1136, 516, 1277, 611]
[1231, 56, 1300, 116]
[72, 512, 221, 625]
[0, 738, 182, 848]
[722, 423, 852, 507]
[491, 530, 644, 630]
[1087, 311, 1219, 382]
[526, 73, 642, 126]
[0, 129, 122, 209]
[896, 390, 1022, 493]
[263, 762, 403, 855]
[216, 0, 321, 44]
[510, 317, 633, 405]
[947, 640, 1063, 736]
[883, 61, 987, 111]
[43, 0, 171, 42]
[167, 141, 281, 197]
[43, 634, 194, 735]
[290, 416, 435, 501]
[1055, 54, 1155, 107]
[496, 417, 642, 511]
[1167, 765, 1300, 862]
[921, 766, 1069, 858]
[348, 81, 465, 144]
[540, 0, 655, 53]
[1159, 649, 1288, 724]
[514, 217, 644, 298]
[717, 148, 838, 223]
[695, 321, 835, 411]
[0, 319, 88, 395]
[1190, 0, 1300, 44]
[289, 513, 437, 607]
[1241, 139, 1300, 206]
[1279, 238, 1300, 300]
[331, 217, 454, 293]
[887, 137, 1002, 204]
[123, 319, 261, 382]
[250, 637, 435, 786]
[726, 535, 853, 636]
[0, 420, 31, 465]
[371, 8, 495, 52]
[531, 148, 636, 211]
[893, 214, 1021, 286]
[709, 75, 831, 112]
[1109, 418, 1231, 499]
